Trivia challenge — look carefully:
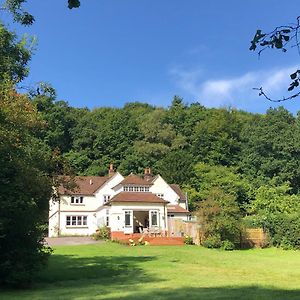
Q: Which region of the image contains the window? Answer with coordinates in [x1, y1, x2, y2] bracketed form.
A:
[106, 216, 109, 226]
[71, 196, 83, 204]
[156, 193, 164, 198]
[145, 187, 149, 192]
[123, 186, 128, 192]
[103, 195, 111, 203]
[151, 211, 158, 226]
[139, 186, 144, 192]
[125, 211, 131, 226]
[129, 186, 134, 192]
[66, 215, 87, 226]
[134, 186, 139, 192]
[168, 214, 175, 218]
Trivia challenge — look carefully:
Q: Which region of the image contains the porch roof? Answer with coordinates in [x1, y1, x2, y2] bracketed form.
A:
[167, 204, 189, 214]
[108, 192, 169, 204]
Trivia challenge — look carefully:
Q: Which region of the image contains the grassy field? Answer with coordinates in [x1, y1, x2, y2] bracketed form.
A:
[1, 242, 300, 299]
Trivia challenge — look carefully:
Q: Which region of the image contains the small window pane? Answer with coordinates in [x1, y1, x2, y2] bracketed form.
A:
[125, 211, 131, 226]
[106, 216, 109, 226]
[71, 197, 74, 204]
[83, 216, 87, 225]
[80, 197, 83, 204]
[72, 216, 76, 225]
[77, 216, 82, 225]
[151, 211, 158, 226]
[66, 216, 71, 225]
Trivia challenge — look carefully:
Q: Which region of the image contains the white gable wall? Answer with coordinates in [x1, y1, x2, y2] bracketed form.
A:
[94, 172, 124, 206]
[150, 175, 179, 204]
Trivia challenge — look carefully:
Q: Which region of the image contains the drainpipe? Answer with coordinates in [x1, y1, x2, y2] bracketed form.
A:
[57, 198, 61, 237]
[164, 203, 167, 236]
[185, 192, 189, 221]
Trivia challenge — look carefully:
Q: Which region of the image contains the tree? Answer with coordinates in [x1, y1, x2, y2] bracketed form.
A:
[186, 162, 250, 211]
[250, 16, 300, 102]
[0, 23, 32, 83]
[3, 0, 81, 25]
[196, 188, 242, 249]
[0, 81, 54, 286]
[239, 107, 300, 193]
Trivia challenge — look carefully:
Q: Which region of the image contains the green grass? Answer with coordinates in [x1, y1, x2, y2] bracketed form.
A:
[2, 243, 300, 299]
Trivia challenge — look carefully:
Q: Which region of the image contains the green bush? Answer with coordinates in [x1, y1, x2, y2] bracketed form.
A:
[93, 226, 110, 240]
[221, 240, 235, 251]
[202, 234, 222, 249]
[267, 213, 300, 250]
[184, 235, 194, 245]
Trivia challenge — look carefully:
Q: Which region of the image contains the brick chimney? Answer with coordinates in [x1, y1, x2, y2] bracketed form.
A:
[108, 163, 115, 177]
[144, 167, 153, 181]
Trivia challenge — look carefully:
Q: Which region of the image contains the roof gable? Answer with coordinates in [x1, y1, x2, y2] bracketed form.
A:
[119, 173, 152, 186]
[170, 184, 187, 201]
[58, 176, 108, 195]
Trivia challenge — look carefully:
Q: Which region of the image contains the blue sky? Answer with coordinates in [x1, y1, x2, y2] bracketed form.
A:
[1, 0, 300, 113]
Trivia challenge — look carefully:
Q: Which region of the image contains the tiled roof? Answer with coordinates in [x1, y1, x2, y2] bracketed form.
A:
[58, 176, 108, 195]
[119, 174, 152, 186]
[170, 184, 187, 201]
[108, 192, 169, 204]
[167, 204, 189, 214]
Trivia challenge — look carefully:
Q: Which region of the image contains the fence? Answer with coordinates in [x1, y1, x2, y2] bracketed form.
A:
[168, 219, 268, 247]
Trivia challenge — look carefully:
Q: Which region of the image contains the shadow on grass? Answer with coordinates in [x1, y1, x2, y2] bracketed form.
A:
[36, 254, 158, 287]
[108, 286, 300, 300]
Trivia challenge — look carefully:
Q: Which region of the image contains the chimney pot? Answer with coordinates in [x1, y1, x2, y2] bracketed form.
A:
[108, 163, 115, 177]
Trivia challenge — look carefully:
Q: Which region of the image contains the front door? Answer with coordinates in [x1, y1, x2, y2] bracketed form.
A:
[124, 210, 133, 234]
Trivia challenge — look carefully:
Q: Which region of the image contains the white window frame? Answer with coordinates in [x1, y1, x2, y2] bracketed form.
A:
[103, 195, 111, 203]
[66, 215, 87, 227]
[156, 193, 164, 199]
[145, 186, 149, 192]
[149, 210, 159, 227]
[70, 196, 83, 205]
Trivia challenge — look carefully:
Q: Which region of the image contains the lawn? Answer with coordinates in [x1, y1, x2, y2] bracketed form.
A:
[2, 242, 300, 299]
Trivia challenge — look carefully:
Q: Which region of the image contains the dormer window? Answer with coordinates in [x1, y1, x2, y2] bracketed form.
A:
[71, 196, 83, 205]
[123, 185, 150, 192]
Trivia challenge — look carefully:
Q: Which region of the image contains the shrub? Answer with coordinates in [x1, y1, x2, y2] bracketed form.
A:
[184, 235, 194, 245]
[221, 240, 235, 251]
[93, 226, 110, 240]
[202, 234, 222, 249]
[267, 213, 300, 250]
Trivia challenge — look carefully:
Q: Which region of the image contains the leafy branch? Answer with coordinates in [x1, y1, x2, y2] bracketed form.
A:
[2, 0, 81, 25]
[250, 16, 300, 101]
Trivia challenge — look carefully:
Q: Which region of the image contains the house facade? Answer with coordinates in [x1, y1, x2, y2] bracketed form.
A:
[48, 166, 190, 238]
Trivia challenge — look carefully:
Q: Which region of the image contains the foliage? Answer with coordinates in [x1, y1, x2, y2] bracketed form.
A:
[184, 235, 194, 245]
[93, 226, 110, 240]
[202, 234, 222, 249]
[250, 16, 300, 101]
[3, 0, 81, 25]
[267, 213, 300, 250]
[196, 188, 242, 248]
[0, 81, 54, 287]
[221, 240, 235, 251]
[186, 162, 250, 210]
[248, 182, 300, 250]
[0, 23, 33, 82]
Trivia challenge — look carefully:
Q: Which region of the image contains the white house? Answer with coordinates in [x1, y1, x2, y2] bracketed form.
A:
[48, 166, 190, 238]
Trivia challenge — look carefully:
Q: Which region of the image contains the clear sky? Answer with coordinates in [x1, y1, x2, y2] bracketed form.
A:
[1, 0, 300, 113]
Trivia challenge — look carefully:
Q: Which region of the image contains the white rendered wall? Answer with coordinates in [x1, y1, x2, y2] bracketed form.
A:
[150, 175, 179, 204]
